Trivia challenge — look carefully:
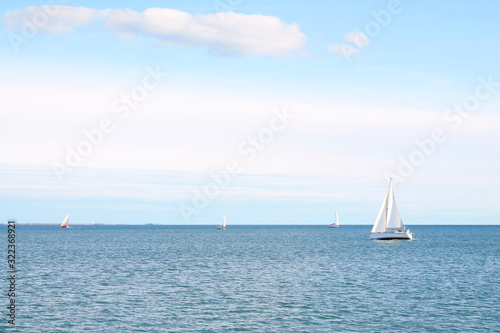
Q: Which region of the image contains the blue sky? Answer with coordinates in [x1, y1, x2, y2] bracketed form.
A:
[1, 1, 499, 225]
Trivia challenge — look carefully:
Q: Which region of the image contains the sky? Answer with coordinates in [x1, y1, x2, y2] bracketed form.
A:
[0, 0, 499, 225]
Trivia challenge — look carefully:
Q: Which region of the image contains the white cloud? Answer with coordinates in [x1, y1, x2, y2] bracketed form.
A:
[328, 44, 359, 58]
[329, 31, 370, 58]
[344, 31, 370, 47]
[3, 5, 98, 34]
[4, 70, 500, 184]
[3, 6, 306, 57]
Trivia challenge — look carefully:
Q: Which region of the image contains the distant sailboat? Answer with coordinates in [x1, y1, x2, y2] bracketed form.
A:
[216, 214, 226, 229]
[369, 179, 413, 240]
[329, 211, 339, 228]
[61, 213, 69, 228]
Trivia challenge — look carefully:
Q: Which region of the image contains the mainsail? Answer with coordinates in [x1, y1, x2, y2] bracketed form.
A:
[335, 211, 339, 226]
[222, 214, 226, 228]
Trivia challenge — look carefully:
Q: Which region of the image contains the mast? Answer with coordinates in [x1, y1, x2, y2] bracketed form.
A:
[385, 178, 391, 229]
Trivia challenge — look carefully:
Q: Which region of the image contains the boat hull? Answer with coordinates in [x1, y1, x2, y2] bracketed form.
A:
[370, 230, 413, 240]
[328, 225, 339, 228]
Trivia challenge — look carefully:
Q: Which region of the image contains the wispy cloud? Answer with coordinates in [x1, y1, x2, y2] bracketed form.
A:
[3, 6, 306, 57]
[328, 31, 369, 59]
[328, 43, 359, 57]
[3, 5, 99, 34]
[343, 31, 369, 48]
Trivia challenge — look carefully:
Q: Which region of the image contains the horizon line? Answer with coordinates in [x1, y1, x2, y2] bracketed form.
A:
[5, 223, 499, 226]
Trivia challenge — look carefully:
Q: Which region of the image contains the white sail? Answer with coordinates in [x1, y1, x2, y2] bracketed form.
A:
[386, 182, 403, 229]
[335, 211, 339, 226]
[61, 213, 69, 228]
[217, 214, 226, 229]
[371, 186, 389, 233]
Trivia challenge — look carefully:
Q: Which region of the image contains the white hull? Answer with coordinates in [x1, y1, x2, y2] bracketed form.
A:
[328, 224, 339, 228]
[216, 226, 225, 229]
[370, 230, 413, 240]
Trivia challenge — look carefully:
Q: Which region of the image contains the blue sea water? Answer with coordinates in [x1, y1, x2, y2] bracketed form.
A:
[3, 225, 499, 332]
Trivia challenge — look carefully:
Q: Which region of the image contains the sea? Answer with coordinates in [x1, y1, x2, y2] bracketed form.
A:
[3, 225, 499, 332]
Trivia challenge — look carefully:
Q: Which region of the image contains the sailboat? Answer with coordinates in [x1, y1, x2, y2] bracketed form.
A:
[369, 179, 413, 240]
[61, 213, 69, 228]
[216, 214, 226, 229]
[329, 211, 339, 228]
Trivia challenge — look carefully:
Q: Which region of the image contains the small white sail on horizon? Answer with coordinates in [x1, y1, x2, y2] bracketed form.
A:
[61, 213, 69, 228]
[216, 214, 226, 229]
[370, 179, 413, 240]
[329, 211, 339, 228]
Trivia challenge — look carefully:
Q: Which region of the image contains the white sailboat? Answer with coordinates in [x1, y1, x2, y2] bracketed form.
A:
[369, 179, 413, 240]
[61, 213, 69, 228]
[329, 211, 339, 228]
[216, 214, 226, 229]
